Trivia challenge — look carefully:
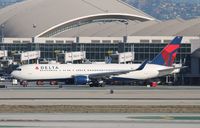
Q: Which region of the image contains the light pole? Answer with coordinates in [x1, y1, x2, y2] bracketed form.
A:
[77, 21, 81, 37]
[124, 20, 128, 64]
[1, 24, 4, 43]
[0, 24, 6, 61]
[71, 42, 73, 64]
[32, 24, 37, 43]
[33, 24, 39, 64]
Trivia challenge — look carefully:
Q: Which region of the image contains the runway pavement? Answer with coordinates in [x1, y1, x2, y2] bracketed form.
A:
[0, 86, 199, 113]
[0, 87, 199, 106]
[1, 87, 200, 99]
[1, 99, 200, 106]
[0, 113, 200, 128]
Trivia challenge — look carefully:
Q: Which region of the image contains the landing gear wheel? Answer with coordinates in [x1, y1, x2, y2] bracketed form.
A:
[36, 81, 44, 86]
[50, 81, 58, 85]
[89, 84, 94, 87]
[20, 81, 28, 87]
[89, 80, 105, 87]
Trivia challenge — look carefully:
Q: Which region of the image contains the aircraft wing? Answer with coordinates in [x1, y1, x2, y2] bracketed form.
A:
[87, 60, 148, 79]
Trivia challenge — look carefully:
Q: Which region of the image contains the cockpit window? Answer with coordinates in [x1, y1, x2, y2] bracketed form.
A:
[15, 68, 22, 71]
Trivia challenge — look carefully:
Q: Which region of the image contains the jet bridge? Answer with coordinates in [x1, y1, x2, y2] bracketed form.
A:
[57, 51, 86, 64]
[13, 51, 40, 64]
[110, 52, 135, 64]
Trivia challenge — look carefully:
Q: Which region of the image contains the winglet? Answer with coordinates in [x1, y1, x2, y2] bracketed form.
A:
[136, 60, 148, 71]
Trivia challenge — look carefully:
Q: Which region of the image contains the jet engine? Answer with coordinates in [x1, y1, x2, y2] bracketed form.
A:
[74, 75, 90, 85]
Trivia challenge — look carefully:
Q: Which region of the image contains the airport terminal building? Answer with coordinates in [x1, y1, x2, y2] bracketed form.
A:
[0, 0, 200, 85]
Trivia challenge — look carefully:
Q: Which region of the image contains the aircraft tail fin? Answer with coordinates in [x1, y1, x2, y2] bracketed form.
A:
[150, 36, 183, 66]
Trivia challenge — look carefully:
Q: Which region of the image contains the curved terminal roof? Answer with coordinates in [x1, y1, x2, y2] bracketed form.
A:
[55, 20, 159, 37]
[60, 18, 200, 37]
[0, 0, 154, 38]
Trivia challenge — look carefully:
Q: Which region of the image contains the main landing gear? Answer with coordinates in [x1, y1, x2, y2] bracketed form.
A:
[37, 80, 58, 85]
[50, 81, 58, 85]
[89, 80, 105, 87]
[20, 80, 58, 87]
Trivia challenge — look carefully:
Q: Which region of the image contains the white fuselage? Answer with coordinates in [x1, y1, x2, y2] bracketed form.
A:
[11, 63, 176, 81]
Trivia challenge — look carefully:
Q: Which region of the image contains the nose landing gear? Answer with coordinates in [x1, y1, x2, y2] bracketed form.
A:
[20, 80, 28, 87]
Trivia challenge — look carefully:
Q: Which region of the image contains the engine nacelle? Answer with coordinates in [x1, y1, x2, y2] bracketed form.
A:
[74, 75, 90, 85]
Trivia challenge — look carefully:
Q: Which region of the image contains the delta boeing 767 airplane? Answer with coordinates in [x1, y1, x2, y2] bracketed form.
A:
[11, 36, 183, 87]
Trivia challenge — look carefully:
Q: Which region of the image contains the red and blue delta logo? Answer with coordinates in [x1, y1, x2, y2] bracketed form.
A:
[161, 44, 180, 66]
[150, 36, 182, 66]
